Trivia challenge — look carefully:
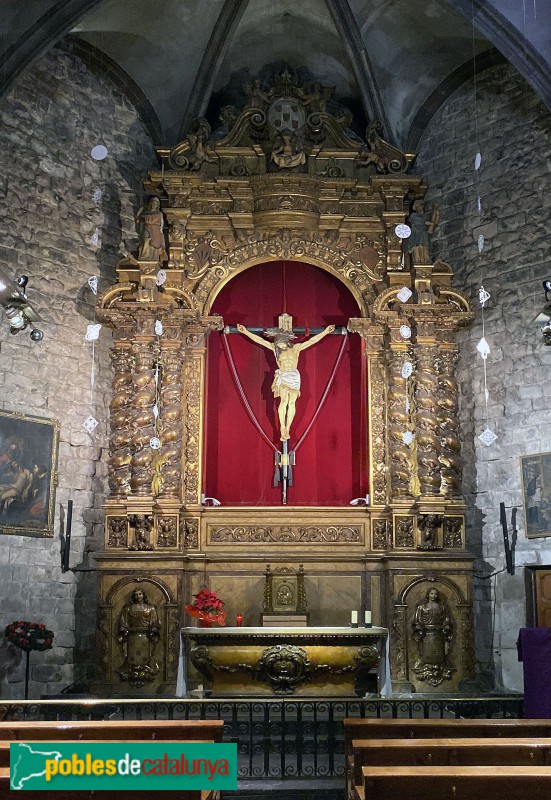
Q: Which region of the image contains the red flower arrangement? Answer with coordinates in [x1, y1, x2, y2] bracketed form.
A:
[5, 621, 54, 652]
[185, 589, 226, 626]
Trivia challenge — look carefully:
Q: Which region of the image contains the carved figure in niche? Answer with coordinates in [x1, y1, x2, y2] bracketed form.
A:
[117, 588, 160, 687]
[129, 514, 154, 551]
[271, 133, 306, 169]
[417, 514, 443, 551]
[135, 197, 168, 264]
[412, 588, 454, 687]
[407, 199, 440, 264]
[157, 517, 177, 548]
[236, 323, 335, 441]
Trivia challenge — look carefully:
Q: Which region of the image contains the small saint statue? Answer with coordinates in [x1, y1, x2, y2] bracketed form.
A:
[412, 587, 454, 687]
[407, 199, 440, 264]
[237, 315, 335, 441]
[135, 196, 168, 264]
[117, 588, 160, 687]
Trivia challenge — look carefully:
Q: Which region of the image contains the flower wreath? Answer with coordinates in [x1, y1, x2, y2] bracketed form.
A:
[5, 621, 54, 652]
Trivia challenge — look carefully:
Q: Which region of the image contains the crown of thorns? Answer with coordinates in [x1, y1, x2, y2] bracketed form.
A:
[265, 327, 296, 344]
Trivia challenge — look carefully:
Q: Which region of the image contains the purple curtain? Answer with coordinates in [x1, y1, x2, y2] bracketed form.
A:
[517, 627, 551, 718]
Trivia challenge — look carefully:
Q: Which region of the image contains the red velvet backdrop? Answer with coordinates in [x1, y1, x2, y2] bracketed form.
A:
[205, 260, 368, 505]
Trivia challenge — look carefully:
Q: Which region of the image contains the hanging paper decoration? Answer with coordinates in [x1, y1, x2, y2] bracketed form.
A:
[474, 152, 482, 170]
[402, 431, 414, 446]
[156, 269, 167, 286]
[478, 234, 484, 253]
[397, 286, 413, 303]
[90, 144, 108, 161]
[88, 276, 99, 295]
[401, 361, 413, 378]
[399, 324, 412, 340]
[155, 319, 163, 336]
[395, 223, 411, 239]
[478, 286, 490, 306]
[83, 415, 98, 433]
[153, 403, 159, 419]
[149, 436, 161, 450]
[92, 187, 103, 204]
[476, 337, 490, 359]
[477, 196, 482, 213]
[478, 428, 497, 447]
[85, 323, 102, 341]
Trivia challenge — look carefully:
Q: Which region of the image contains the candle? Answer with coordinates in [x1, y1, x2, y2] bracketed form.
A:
[351, 610, 358, 625]
[364, 611, 372, 626]
[236, 614, 243, 627]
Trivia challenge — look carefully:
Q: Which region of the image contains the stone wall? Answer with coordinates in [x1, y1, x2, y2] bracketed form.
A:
[0, 42, 155, 699]
[415, 63, 551, 691]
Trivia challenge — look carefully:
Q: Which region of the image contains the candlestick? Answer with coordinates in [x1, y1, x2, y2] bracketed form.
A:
[364, 610, 372, 627]
[350, 610, 358, 627]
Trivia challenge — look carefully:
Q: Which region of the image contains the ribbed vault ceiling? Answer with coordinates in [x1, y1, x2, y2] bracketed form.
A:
[1, 0, 550, 149]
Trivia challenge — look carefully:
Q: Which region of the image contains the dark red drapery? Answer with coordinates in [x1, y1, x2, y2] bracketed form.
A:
[204, 260, 368, 505]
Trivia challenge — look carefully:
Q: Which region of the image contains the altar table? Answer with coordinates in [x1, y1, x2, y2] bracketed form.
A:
[179, 626, 390, 697]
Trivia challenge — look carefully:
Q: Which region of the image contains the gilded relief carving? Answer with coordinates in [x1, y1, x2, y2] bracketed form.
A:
[368, 356, 388, 505]
[394, 517, 414, 548]
[209, 525, 362, 543]
[387, 350, 413, 498]
[372, 519, 389, 549]
[129, 514, 154, 551]
[157, 516, 178, 548]
[183, 518, 199, 549]
[107, 516, 127, 548]
[183, 355, 203, 506]
[417, 513, 443, 551]
[443, 517, 463, 548]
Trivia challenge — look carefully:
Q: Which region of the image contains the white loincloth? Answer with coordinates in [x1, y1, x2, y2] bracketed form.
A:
[272, 369, 301, 397]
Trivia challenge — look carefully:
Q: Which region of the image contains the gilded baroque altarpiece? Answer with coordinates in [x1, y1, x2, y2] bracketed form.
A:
[94, 72, 474, 696]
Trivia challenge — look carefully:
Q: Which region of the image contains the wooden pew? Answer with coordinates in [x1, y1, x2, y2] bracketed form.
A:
[0, 719, 224, 741]
[344, 717, 551, 751]
[349, 737, 551, 791]
[0, 739, 217, 768]
[357, 765, 551, 800]
[0, 766, 216, 798]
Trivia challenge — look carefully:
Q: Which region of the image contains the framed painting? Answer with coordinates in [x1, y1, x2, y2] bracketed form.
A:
[0, 410, 60, 538]
[521, 451, 551, 539]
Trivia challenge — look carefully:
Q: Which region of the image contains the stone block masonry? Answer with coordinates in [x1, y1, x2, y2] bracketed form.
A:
[416, 62, 551, 692]
[0, 41, 155, 699]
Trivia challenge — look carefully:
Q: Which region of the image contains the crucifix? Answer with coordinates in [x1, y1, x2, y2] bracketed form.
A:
[232, 313, 336, 504]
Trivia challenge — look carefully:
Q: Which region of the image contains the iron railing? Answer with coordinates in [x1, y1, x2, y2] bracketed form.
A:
[0, 696, 523, 779]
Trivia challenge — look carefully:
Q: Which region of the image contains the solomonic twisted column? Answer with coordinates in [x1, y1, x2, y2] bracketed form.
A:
[130, 340, 158, 495]
[387, 349, 413, 498]
[415, 347, 441, 496]
[437, 347, 461, 498]
[108, 346, 133, 498]
[158, 347, 184, 499]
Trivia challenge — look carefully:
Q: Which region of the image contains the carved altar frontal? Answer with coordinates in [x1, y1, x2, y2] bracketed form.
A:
[183, 627, 387, 697]
[93, 69, 475, 698]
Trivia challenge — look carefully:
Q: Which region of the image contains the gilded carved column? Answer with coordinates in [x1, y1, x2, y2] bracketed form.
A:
[349, 320, 387, 505]
[182, 318, 223, 506]
[437, 340, 461, 498]
[414, 322, 441, 497]
[108, 344, 133, 498]
[130, 339, 158, 496]
[387, 323, 414, 499]
[158, 345, 184, 500]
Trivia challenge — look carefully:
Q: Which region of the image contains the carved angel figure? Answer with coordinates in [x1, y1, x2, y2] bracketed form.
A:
[135, 197, 168, 264]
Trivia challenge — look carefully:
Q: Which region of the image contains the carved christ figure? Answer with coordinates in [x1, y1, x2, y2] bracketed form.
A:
[236, 322, 335, 441]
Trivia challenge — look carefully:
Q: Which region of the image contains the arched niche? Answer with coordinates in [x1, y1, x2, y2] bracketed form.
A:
[203, 259, 368, 506]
